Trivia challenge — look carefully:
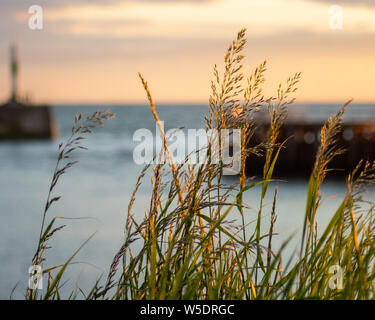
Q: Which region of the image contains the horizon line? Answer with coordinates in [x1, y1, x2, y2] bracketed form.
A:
[50, 101, 375, 107]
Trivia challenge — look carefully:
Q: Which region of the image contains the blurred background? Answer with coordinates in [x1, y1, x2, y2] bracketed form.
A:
[0, 0, 374, 299]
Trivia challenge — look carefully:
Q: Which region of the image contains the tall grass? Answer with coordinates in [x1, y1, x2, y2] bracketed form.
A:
[26, 29, 375, 300]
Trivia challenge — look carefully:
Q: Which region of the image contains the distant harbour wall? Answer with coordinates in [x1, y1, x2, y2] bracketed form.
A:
[246, 122, 375, 177]
[0, 101, 58, 140]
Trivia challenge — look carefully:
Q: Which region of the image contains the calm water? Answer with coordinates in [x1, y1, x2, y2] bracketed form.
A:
[0, 104, 370, 299]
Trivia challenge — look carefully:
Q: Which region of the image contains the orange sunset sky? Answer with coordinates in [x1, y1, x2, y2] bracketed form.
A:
[0, 0, 374, 104]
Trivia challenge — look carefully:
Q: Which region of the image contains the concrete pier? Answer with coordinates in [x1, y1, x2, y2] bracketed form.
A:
[0, 101, 58, 140]
[245, 105, 375, 177]
[0, 44, 58, 140]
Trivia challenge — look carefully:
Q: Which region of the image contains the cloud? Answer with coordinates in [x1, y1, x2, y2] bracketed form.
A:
[306, 0, 375, 8]
[0, 0, 213, 9]
[3, 0, 375, 44]
[25, 0, 375, 39]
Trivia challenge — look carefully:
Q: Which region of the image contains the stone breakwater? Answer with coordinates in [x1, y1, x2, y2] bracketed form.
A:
[0, 101, 58, 140]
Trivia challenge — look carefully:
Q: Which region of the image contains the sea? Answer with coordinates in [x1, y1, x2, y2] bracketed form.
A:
[0, 104, 373, 299]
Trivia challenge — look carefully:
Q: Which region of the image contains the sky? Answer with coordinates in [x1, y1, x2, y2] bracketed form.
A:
[0, 0, 374, 104]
